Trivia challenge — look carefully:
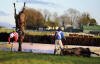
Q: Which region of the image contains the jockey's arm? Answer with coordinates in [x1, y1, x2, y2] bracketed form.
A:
[61, 32, 66, 40]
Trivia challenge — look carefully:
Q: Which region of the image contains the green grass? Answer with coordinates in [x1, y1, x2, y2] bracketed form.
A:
[0, 51, 100, 64]
[0, 27, 55, 36]
[25, 30, 55, 36]
[0, 27, 100, 38]
[0, 28, 14, 33]
[83, 25, 100, 30]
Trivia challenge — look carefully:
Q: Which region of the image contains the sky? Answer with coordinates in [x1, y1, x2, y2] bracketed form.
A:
[0, 0, 100, 28]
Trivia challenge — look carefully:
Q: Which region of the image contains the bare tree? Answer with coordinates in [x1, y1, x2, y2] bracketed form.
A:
[42, 9, 51, 22]
[67, 8, 81, 29]
[52, 12, 59, 26]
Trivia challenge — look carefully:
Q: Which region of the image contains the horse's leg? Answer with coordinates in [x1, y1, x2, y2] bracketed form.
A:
[11, 42, 13, 52]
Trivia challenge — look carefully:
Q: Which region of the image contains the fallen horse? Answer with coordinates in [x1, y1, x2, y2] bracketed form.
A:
[61, 47, 99, 57]
[55, 47, 99, 57]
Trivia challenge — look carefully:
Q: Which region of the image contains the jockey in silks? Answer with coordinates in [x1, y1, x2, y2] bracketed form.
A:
[8, 31, 18, 44]
[8, 31, 18, 51]
[54, 27, 66, 55]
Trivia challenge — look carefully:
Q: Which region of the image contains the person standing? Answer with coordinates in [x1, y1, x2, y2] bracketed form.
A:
[54, 27, 65, 55]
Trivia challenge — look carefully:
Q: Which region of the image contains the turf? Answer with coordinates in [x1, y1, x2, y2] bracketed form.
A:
[0, 51, 100, 64]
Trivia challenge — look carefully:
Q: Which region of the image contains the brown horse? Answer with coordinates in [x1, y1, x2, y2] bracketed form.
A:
[60, 47, 99, 57]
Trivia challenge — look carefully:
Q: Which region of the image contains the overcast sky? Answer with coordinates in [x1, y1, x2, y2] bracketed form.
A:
[0, 0, 100, 28]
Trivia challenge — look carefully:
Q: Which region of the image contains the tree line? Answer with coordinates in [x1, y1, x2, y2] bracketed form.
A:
[22, 8, 97, 30]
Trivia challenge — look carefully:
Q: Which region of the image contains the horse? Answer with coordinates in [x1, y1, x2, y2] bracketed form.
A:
[60, 47, 99, 57]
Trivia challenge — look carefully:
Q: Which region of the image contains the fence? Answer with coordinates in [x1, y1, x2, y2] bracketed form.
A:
[0, 32, 100, 46]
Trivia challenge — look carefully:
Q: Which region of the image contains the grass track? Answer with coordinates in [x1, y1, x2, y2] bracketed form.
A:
[0, 51, 100, 64]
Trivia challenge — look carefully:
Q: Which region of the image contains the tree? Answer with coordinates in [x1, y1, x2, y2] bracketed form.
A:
[52, 12, 59, 26]
[60, 15, 72, 29]
[79, 13, 98, 26]
[89, 18, 97, 26]
[42, 9, 51, 27]
[67, 8, 81, 29]
[79, 13, 91, 26]
[58, 8, 80, 30]
[24, 8, 44, 30]
[42, 10, 59, 29]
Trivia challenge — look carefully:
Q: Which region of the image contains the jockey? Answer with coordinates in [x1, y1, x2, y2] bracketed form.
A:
[54, 27, 66, 54]
[8, 31, 18, 44]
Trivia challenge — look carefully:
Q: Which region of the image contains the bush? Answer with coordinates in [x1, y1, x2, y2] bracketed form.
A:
[0, 32, 100, 46]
